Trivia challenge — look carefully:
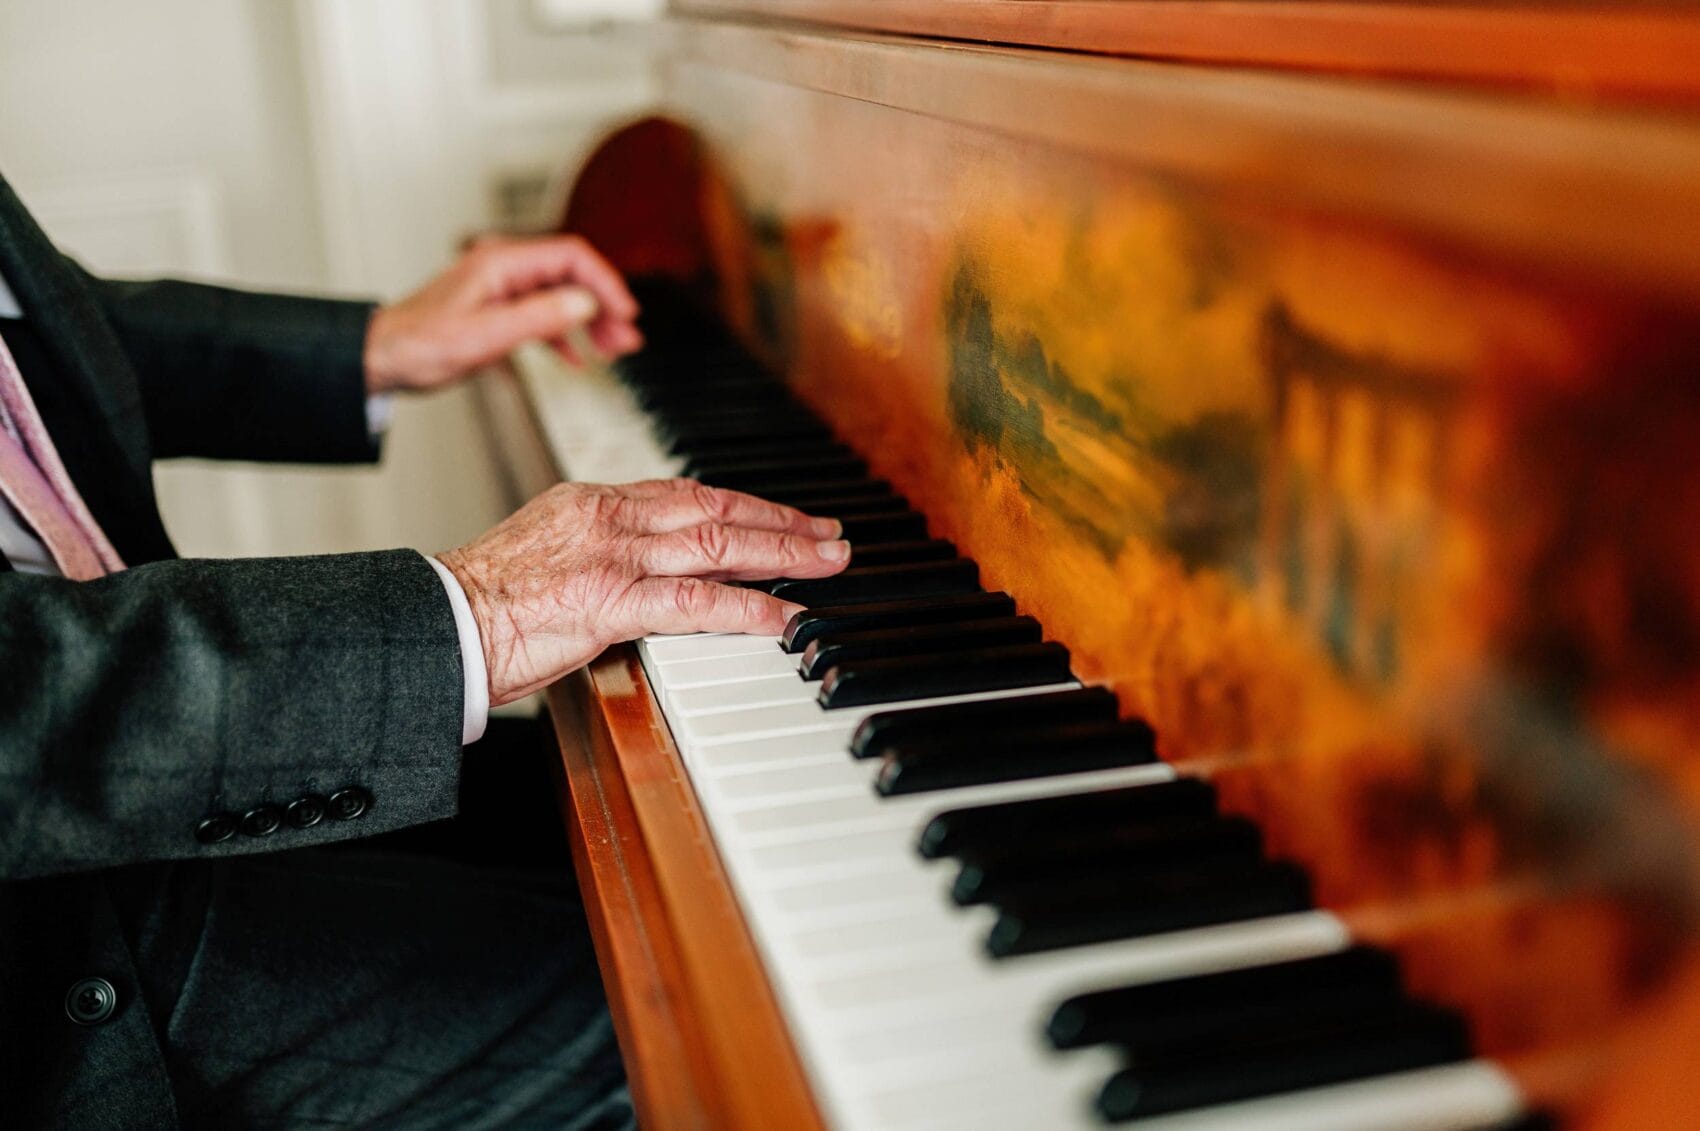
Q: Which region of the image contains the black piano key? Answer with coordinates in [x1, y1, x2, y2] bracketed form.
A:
[748, 541, 960, 595]
[836, 540, 958, 568]
[680, 441, 854, 474]
[953, 814, 1261, 905]
[632, 379, 784, 406]
[756, 479, 892, 505]
[818, 641, 1072, 709]
[918, 778, 1219, 859]
[980, 848, 1267, 912]
[769, 559, 980, 607]
[785, 494, 912, 518]
[800, 616, 1043, 680]
[781, 592, 1018, 653]
[1048, 945, 1402, 1049]
[853, 687, 1118, 759]
[1047, 946, 1402, 1051]
[986, 860, 1311, 956]
[700, 460, 871, 492]
[661, 407, 822, 433]
[634, 380, 787, 405]
[693, 454, 868, 486]
[1095, 1002, 1470, 1121]
[665, 421, 832, 455]
[836, 510, 929, 544]
[875, 718, 1156, 794]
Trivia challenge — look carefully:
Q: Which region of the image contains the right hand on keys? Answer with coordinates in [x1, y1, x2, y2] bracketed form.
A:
[438, 479, 849, 706]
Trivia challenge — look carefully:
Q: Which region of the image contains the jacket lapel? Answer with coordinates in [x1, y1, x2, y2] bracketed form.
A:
[0, 175, 175, 565]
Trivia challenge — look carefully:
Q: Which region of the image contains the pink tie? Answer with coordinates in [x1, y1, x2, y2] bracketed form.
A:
[0, 325, 124, 579]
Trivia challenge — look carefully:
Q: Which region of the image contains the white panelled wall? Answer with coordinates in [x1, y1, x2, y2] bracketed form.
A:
[0, 0, 657, 559]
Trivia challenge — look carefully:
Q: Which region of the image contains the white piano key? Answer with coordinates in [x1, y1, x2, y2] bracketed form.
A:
[743, 825, 925, 875]
[692, 727, 861, 770]
[511, 342, 680, 482]
[767, 865, 954, 917]
[855, 1044, 1116, 1129]
[659, 649, 803, 688]
[641, 632, 778, 664]
[805, 912, 1352, 1030]
[672, 681, 1080, 746]
[725, 763, 1175, 839]
[712, 757, 873, 802]
[784, 907, 964, 962]
[669, 671, 816, 715]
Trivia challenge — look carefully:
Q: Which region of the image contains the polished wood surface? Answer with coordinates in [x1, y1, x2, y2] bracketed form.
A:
[651, 21, 1700, 302]
[675, 0, 1700, 105]
[476, 367, 827, 1131]
[553, 11, 1700, 1122]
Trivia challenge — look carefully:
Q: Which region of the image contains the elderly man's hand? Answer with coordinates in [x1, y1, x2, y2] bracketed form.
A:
[364, 234, 643, 395]
[438, 479, 849, 706]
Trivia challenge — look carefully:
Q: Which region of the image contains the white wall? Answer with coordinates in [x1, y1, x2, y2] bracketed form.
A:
[0, 0, 328, 288]
[0, 0, 657, 559]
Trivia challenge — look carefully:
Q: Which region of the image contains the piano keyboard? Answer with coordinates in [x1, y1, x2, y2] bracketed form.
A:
[515, 290, 1530, 1131]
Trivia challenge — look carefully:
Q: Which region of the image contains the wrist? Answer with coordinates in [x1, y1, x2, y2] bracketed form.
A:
[437, 548, 510, 707]
[363, 305, 407, 396]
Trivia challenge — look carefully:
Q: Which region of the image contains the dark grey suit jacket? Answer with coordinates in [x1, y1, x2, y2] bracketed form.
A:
[0, 173, 470, 1126]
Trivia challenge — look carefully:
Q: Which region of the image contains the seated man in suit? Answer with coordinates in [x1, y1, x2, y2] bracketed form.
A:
[0, 172, 849, 1128]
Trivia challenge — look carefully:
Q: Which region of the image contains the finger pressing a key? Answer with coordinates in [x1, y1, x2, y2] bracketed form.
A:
[634, 524, 851, 580]
[623, 479, 842, 538]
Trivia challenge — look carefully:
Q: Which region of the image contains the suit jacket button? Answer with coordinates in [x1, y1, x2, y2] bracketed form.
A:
[195, 812, 238, 845]
[241, 805, 284, 837]
[328, 787, 372, 821]
[65, 977, 118, 1026]
[286, 794, 327, 829]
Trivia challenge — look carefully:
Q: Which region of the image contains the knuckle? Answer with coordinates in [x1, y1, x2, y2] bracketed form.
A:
[778, 534, 811, 569]
[581, 490, 625, 530]
[670, 577, 710, 618]
[690, 523, 735, 568]
[740, 588, 776, 622]
[690, 483, 733, 522]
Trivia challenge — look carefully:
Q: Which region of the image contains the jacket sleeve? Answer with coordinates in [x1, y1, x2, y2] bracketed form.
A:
[0, 549, 468, 879]
[74, 261, 382, 463]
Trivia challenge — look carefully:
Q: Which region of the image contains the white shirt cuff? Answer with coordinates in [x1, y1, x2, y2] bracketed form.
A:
[365, 393, 395, 437]
[423, 553, 490, 746]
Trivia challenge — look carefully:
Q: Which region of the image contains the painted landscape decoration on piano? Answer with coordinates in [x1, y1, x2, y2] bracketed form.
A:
[917, 178, 1699, 1063]
[562, 51, 1700, 1115]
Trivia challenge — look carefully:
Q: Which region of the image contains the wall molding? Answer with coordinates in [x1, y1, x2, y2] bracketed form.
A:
[16, 166, 230, 278]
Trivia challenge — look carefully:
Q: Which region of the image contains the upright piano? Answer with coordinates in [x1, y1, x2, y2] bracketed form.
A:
[474, 4, 1700, 1127]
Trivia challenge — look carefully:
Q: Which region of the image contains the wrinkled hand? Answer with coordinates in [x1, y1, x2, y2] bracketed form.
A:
[364, 234, 643, 395]
[438, 479, 850, 706]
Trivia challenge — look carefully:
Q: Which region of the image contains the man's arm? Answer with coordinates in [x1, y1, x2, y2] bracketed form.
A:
[0, 549, 466, 879]
[77, 265, 382, 463]
[73, 234, 644, 465]
[0, 478, 849, 880]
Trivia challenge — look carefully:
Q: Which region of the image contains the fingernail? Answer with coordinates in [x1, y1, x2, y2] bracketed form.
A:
[819, 539, 851, 562]
[811, 517, 842, 539]
[779, 603, 806, 623]
[559, 286, 599, 322]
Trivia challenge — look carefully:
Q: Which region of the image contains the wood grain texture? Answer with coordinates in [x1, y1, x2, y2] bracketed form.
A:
[674, 0, 1700, 105]
[548, 671, 728, 1129]
[657, 19, 1700, 304]
[476, 369, 827, 1131]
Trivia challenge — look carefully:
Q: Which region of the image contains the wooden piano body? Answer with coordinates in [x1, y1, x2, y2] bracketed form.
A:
[476, 5, 1700, 1127]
